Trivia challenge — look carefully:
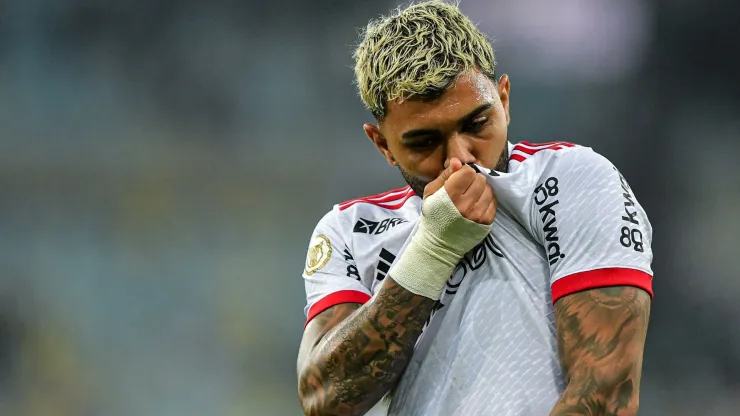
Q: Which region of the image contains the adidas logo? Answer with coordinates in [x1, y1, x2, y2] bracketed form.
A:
[375, 248, 396, 281]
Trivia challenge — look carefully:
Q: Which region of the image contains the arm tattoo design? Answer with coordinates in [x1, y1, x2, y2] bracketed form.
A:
[299, 278, 436, 416]
[551, 286, 651, 416]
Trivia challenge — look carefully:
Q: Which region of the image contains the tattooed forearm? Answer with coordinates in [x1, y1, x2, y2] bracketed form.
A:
[298, 277, 436, 416]
[550, 286, 651, 416]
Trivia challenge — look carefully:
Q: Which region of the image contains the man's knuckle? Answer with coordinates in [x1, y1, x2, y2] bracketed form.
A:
[458, 204, 472, 217]
[459, 167, 474, 179]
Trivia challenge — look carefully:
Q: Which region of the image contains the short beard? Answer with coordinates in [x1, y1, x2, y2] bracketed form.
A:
[397, 144, 509, 197]
[399, 165, 430, 197]
[494, 143, 509, 173]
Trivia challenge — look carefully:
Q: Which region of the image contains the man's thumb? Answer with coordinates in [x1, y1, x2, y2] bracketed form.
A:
[423, 158, 464, 199]
[440, 158, 463, 180]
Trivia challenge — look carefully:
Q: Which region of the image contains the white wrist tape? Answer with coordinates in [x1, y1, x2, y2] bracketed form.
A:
[389, 186, 492, 300]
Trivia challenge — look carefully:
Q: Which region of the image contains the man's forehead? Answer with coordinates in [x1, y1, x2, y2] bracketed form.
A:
[383, 73, 496, 130]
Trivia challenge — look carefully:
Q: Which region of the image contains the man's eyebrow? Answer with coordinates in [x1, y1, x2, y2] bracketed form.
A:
[400, 103, 493, 140]
[458, 103, 492, 125]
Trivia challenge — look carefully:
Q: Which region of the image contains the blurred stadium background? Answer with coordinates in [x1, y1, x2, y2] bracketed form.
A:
[0, 0, 739, 415]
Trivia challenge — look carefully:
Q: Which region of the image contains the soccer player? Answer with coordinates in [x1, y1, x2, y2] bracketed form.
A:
[296, 2, 653, 415]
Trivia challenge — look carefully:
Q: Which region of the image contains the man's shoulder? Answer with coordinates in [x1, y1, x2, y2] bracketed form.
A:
[509, 140, 582, 168]
[498, 141, 615, 224]
[315, 185, 420, 239]
[509, 140, 612, 178]
[337, 185, 417, 213]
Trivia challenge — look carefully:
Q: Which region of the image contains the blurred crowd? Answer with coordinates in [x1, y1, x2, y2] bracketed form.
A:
[0, 0, 738, 415]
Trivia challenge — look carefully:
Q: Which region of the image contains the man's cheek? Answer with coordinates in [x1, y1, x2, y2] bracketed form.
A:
[415, 171, 437, 182]
[413, 160, 445, 182]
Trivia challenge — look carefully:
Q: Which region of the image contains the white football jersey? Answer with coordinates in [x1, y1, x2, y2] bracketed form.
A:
[301, 141, 654, 416]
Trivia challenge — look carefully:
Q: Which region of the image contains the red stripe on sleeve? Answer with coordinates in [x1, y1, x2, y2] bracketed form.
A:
[551, 268, 653, 304]
[510, 153, 527, 162]
[339, 187, 414, 211]
[339, 186, 410, 209]
[377, 191, 417, 210]
[520, 140, 575, 147]
[305, 290, 372, 328]
[514, 144, 564, 155]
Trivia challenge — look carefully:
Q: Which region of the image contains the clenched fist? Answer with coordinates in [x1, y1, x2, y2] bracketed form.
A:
[388, 157, 496, 299]
[423, 158, 497, 225]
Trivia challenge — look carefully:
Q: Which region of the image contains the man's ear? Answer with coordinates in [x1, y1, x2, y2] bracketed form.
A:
[364, 123, 396, 166]
[497, 74, 511, 125]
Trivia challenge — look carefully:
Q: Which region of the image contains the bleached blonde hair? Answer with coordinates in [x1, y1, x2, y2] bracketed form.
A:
[354, 1, 496, 119]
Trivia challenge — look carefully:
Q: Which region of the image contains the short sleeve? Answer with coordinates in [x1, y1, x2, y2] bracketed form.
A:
[302, 208, 372, 327]
[529, 148, 654, 303]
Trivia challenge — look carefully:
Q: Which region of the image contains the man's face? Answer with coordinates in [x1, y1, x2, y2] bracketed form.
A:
[364, 71, 511, 196]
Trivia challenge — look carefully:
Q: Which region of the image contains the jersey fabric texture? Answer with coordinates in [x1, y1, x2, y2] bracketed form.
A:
[300, 141, 653, 416]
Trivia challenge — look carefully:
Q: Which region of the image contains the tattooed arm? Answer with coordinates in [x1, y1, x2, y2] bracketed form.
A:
[550, 286, 651, 416]
[297, 277, 436, 416]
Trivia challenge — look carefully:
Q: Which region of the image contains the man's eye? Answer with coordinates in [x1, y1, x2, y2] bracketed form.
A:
[408, 138, 437, 149]
[466, 117, 489, 132]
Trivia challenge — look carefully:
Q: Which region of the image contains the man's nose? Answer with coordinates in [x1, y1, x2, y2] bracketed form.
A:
[443, 134, 476, 168]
